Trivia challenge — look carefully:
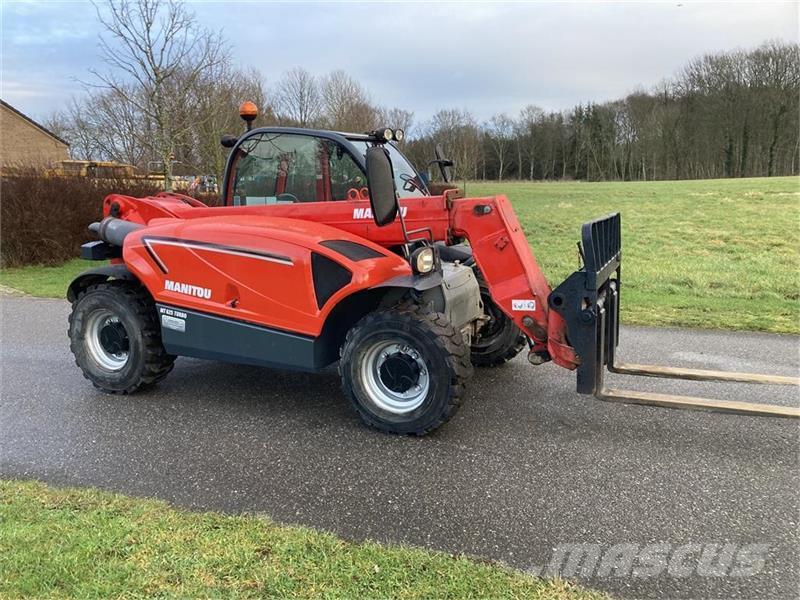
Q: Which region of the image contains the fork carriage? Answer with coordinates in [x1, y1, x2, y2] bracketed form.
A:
[551, 212, 800, 419]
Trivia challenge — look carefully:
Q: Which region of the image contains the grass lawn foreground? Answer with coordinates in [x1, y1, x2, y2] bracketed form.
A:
[0, 480, 606, 599]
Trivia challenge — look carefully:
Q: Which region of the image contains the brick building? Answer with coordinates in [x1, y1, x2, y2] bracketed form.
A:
[1, 99, 69, 171]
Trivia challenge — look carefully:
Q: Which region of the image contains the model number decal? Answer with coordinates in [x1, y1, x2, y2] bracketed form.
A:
[164, 279, 211, 300]
[512, 299, 536, 311]
[353, 206, 407, 220]
[161, 314, 186, 333]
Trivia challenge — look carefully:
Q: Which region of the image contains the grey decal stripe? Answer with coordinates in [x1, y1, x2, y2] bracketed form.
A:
[143, 237, 294, 271]
[144, 242, 169, 273]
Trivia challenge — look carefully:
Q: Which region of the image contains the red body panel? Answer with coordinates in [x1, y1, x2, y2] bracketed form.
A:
[123, 215, 410, 337]
[104, 192, 451, 247]
[108, 190, 577, 368]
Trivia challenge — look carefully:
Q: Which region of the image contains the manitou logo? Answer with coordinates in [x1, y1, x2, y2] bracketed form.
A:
[353, 206, 408, 220]
[164, 279, 212, 300]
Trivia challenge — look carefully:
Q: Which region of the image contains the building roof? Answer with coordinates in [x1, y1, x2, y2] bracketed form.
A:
[0, 99, 70, 147]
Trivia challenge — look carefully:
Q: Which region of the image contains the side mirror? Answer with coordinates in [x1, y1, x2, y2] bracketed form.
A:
[220, 135, 238, 148]
[366, 146, 398, 226]
[432, 144, 454, 183]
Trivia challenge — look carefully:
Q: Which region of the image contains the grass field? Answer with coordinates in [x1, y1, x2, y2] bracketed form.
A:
[468, 176, 799, 333]
[0, 480, 605, 599]
[1, 176, 798, 332]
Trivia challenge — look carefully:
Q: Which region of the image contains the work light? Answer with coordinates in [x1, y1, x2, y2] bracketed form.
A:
[412, 247, 436, 274]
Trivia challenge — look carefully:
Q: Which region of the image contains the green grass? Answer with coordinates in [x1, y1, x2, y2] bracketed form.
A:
[2, 176, 798, 332]
[467, 176, 800, 333]
[0, 480, 605, 599]
[0, 258, 96, 298]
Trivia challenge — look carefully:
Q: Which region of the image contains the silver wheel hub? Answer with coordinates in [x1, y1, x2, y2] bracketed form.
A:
[85, 309, 130, 371]
[361, 341, 429, 414]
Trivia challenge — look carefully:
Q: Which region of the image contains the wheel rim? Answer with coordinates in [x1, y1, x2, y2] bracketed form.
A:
[85, 309, 130, 371]
[360, 340, 430, 414]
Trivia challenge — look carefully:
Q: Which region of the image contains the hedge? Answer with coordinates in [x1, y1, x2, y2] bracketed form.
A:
[0, 172, 218, 267]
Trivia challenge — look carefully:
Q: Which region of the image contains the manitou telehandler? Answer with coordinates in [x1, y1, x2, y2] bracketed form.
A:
[67, 102, 799, 434]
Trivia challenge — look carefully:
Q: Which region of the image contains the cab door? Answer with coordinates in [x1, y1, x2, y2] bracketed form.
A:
[226, 131, 373, 234]
[227, 132, 367, 206]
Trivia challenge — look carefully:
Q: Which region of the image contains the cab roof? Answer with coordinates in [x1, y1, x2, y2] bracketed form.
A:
[241, 126, 385, 144]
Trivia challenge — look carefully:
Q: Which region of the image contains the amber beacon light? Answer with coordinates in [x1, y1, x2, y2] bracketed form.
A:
[239, 101, 258, 130]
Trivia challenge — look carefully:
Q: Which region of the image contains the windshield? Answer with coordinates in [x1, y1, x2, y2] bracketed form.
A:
[349, 141, 428, 198]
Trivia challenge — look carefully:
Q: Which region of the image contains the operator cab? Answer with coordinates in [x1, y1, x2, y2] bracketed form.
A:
[222, 126, 428, 207]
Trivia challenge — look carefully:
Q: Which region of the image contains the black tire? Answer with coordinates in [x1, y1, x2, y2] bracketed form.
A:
[470, 270, 527, 367]
[68, 280, 175, 394]
[339, 303, 472, 435]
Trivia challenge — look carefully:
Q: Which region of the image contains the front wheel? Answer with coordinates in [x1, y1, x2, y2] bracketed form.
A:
[339, 304, 472, 435]
[68, 280, 175, 394]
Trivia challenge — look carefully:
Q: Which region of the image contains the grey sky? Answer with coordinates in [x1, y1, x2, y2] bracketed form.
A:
[2, 1, 797, 126]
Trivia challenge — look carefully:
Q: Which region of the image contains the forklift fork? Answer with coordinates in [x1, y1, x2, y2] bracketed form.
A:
[550, 213, 800, 419]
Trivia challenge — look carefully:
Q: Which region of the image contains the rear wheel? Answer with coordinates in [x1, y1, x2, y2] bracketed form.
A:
[339, 304, 472, 435]
[470, 270, 527, 367]
[68, 280, 175, 394]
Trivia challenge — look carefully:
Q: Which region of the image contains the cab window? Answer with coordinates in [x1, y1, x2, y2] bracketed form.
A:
[324, 140, 366, 201]
[230, 133, 322, 205]
[348, 141, 428, 198]
[229, 133, 368, 205]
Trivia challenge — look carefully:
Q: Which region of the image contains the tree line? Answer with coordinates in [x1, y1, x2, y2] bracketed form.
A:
[405, 40, 799, 182]
[47, 0, 799, 186]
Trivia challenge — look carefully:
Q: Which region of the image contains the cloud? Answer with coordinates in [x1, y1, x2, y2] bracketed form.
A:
[2, 1, 796, 122]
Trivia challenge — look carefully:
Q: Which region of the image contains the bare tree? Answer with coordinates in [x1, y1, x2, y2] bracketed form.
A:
[518, 105, 543, 179]
[64, 99, 102, 161]
[320, 70, 378, 132]
[486, 113, 514, 180]
[90, 0, 227, 188]
[192, 66, 268, 181]
[91, 86, 151, 166]
[416, 109, 481, 181]
[751, 40, 800, 176]
[42, 111, 70, 144]
[273, 67, 321, 127]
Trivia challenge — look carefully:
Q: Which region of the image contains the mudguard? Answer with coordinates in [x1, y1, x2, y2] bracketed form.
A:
[66, 264, 137, 302]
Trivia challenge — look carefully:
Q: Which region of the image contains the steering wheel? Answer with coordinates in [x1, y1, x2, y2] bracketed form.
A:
[276, 193, 298, 203]
[399, 173, 420, 193]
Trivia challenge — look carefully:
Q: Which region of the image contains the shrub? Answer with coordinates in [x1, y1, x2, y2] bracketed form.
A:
[0, 171, 219, 267]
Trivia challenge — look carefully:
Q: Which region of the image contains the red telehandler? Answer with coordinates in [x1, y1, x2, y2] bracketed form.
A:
[68, 103, 799, 434]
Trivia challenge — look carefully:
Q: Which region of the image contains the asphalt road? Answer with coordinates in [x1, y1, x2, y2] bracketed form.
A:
[1, 296, 798, 599]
